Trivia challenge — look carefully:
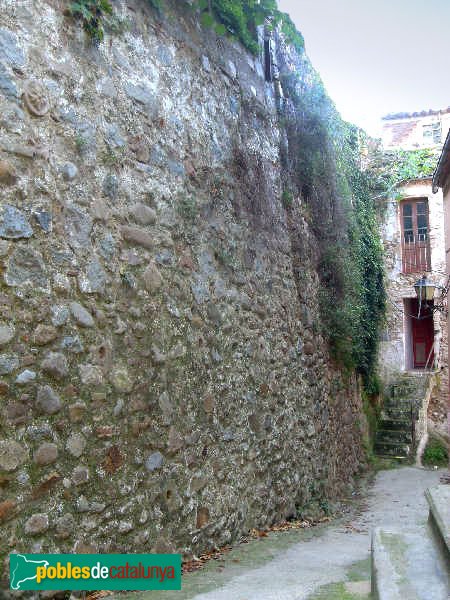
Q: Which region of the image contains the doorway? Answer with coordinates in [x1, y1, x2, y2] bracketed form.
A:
[404, 298, 434, 369]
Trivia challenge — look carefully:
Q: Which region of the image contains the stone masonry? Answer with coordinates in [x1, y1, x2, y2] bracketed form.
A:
[379, 177, 449, 431]
[0, 0, 367, 589]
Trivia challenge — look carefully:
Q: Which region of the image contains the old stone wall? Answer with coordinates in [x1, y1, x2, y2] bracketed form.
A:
[0, 0, 366, 586]
[379, 178, 448, 426]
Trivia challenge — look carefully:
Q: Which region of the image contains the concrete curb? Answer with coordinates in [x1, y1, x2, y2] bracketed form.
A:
[371, 528, 417, 600]
[425, 485, 450, 557]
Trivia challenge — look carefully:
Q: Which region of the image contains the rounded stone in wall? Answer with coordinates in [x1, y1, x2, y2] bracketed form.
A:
[41, 352, 69, 380]
[0, 160, 17, 185]
[110, 367, 134, 393]
[33, 443, 58, 466]
[24, 513, 49, 535]
[0, 323, 15, 346]
[55, 513, 75, 539]
[0, 440, 28, 471]
[72, 466, 89, 486]
[145, 452, 164, 472]
[66, 433, 86, 458]
[60, 162, 78, 181]
[36, 385, 62, 415]
[196, 507, 210, 529]
[143, 262, 163, 294]
[23, 80, 50, 117]
[33, 324, 58, 346]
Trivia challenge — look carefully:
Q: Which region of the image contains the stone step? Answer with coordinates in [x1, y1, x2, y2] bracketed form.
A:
[375, 429, 413, 444]
[378, 419, 411, 431]
[371, 526, 450, 599]
[383, 400, 415, 410]
[425, 485, 450, 560]
[374, 441, 411, 458]
[383, 391, 416, 404]
[389, 389, 422, 400]
[381, 404, 411, 415]
[381, 408, 413, 420]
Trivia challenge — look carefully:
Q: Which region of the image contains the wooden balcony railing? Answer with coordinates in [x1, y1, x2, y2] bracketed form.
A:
[401, 236, 431, 274]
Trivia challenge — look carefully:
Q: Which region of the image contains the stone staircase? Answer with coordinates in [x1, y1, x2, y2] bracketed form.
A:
[371, 484, 450, 599]
[375, 374, 430, 460]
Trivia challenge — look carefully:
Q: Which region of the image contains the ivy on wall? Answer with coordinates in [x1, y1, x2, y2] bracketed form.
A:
[197, 0, 304, 54]
[320, 127, 386, 392]
[279, 70, 386, 392]
[67, 0, 304, 52]
[366, 146, 440, 203]
[68, 0, 113, 42]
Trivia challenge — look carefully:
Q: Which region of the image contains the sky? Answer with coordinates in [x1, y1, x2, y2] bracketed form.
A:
[277, 0, 450, 137]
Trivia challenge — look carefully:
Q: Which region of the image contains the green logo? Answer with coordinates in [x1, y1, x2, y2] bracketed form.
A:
[10, 554, 182, 591]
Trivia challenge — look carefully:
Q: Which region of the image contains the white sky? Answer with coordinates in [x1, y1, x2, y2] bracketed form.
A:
[277, 0, 450, 137]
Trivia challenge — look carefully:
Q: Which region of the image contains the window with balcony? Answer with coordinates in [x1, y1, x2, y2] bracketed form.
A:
[401, 199, 431, 273]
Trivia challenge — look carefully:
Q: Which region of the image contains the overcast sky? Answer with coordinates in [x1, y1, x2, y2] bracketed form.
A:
[277, 0, 450, 137]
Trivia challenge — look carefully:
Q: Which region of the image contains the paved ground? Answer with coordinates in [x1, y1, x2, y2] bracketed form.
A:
[120, 466, 445, 600]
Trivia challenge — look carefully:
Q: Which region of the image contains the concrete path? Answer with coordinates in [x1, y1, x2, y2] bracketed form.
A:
[121, 467, 445, 600]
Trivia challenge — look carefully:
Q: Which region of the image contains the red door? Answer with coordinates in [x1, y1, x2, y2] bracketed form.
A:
[411, 299, 434, 368]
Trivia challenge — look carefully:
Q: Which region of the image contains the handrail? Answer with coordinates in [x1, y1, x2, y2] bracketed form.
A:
[423, 342, 435, 372]
[411, 344, 435, 454]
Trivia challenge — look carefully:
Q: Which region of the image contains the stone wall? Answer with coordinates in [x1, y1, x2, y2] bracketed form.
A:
[0, 0, 367, 587]
[379, 178, 448, 426]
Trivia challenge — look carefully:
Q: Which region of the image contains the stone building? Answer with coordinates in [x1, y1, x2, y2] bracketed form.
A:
[378, 119, 449, 456]
[382, 107, 450, 150]
[432, 130, 450, 469]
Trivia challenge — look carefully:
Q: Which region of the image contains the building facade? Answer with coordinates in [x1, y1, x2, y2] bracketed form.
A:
[380, 179, 448, 423]
[432, 132, 450, 465]
[382, 107, 450, 150]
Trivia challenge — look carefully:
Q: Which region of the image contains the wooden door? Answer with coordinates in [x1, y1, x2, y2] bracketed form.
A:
[410, 299, 434, 368]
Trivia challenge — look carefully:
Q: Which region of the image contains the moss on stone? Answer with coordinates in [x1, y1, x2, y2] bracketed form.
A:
[308, 582, 369, 599]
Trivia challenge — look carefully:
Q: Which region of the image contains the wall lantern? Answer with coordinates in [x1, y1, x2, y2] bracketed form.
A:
[413, 275, 449, 316]
[414, 276, 436, 303]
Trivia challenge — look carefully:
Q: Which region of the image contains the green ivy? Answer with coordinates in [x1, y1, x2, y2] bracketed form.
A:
[194, 0, 304, 54]
[279, 71, 386, 391]
[366, 146, 440, 202]
[69, 0, 113, 43]
[67, 0, 304, 54]
[147, 0, 163, 10]
[423, 437, 448, 466]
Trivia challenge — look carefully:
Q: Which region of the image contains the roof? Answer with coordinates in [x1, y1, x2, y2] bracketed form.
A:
[382, 107, 450, 121]
[432, 128, 450, 192]
[383, 120, 416, 146]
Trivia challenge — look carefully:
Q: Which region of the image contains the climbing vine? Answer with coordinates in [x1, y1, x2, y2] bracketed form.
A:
[193, 0, 304, 54]
[366, 146, 440, 204]
[68, 0, 113, 43]
[279, 71, 386, 391]
[67, 0, 304, 53]
[318, 128, 386, 391]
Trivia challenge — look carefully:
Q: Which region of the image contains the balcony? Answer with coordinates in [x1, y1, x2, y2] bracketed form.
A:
[401, 235, 431, 274]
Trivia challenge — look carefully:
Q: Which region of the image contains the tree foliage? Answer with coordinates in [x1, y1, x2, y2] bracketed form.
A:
[366, 146, 440, 203]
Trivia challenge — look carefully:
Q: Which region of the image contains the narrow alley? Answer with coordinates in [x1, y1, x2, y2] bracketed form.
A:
[119, 467, 448, 600]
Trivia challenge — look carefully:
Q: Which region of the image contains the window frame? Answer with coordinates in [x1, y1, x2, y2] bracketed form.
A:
[400, 197, 431, 273]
